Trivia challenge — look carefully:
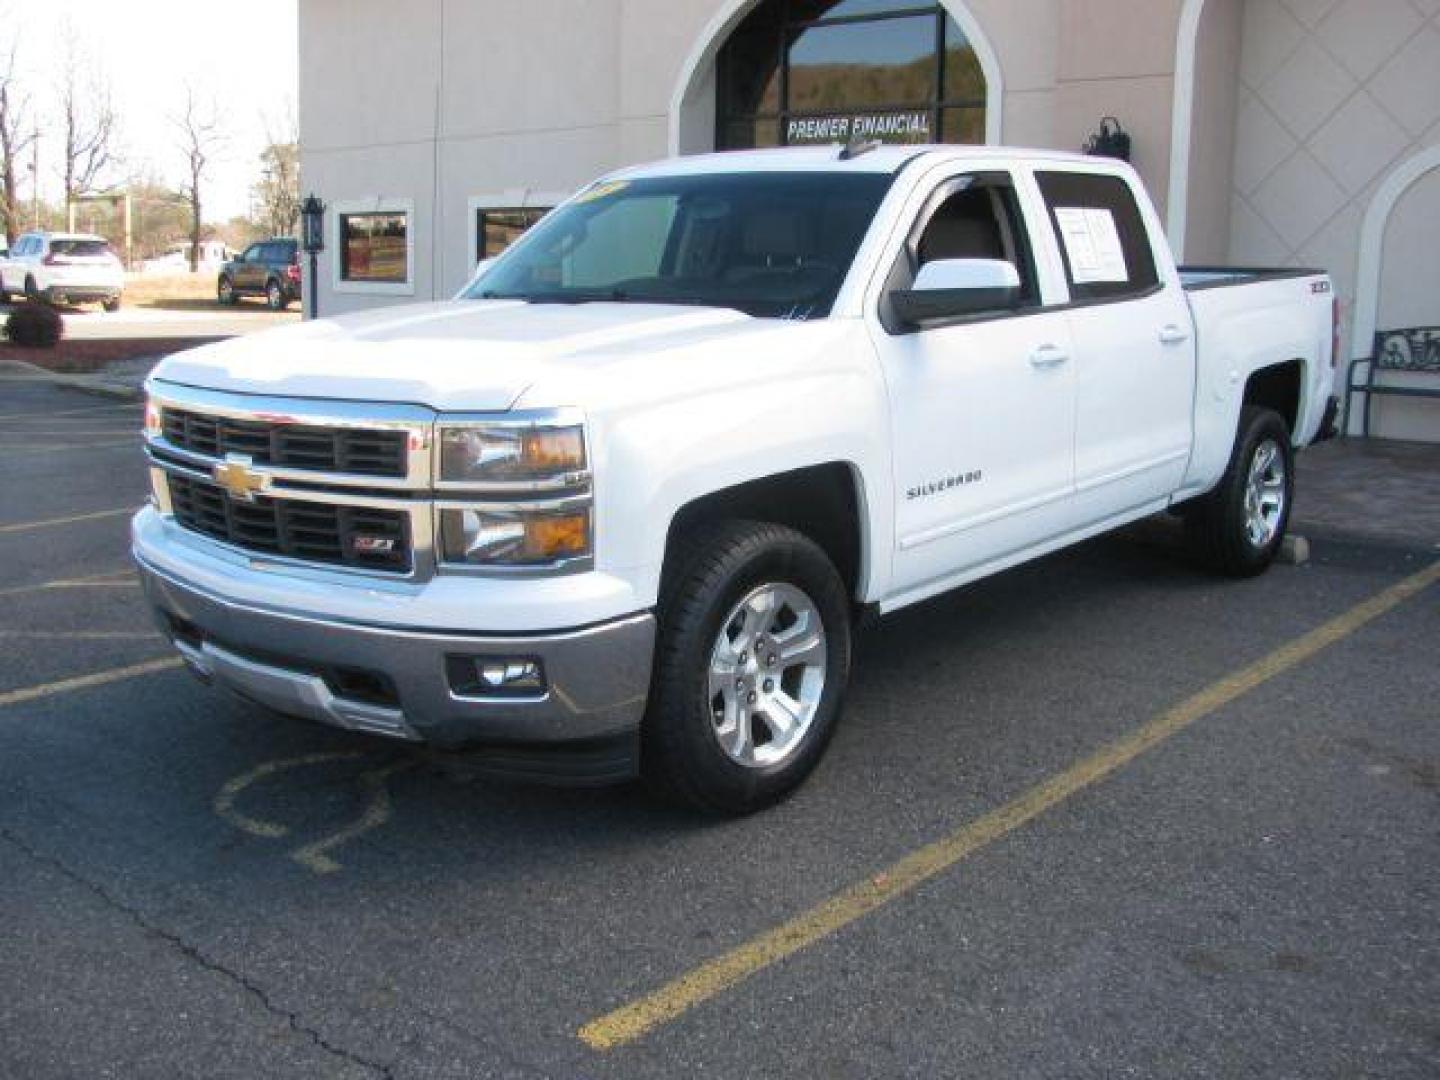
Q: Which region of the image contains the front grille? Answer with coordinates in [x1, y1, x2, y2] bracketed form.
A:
[161, 407, 407, 478]
[167, 474, 411, 573]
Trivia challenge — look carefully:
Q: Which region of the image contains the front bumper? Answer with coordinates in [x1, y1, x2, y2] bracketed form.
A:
[135, 553, 655, 779]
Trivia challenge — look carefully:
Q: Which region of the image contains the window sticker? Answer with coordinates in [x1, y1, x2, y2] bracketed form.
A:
[1053, 206, 1128, 284]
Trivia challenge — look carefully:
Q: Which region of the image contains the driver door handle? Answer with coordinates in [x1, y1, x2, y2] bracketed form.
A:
[1159, 324, 1191, 345]
[1029, 344, 1069, 368]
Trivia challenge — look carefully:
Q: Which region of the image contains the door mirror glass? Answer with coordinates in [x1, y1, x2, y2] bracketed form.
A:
[892, 258, 1021, 327]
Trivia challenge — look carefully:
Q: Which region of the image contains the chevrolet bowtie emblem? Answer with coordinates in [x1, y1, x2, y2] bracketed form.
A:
[212, 454, 269, 502]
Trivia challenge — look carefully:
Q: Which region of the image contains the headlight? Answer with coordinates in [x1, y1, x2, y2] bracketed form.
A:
[438, 506, 590, 566]
[438, 421, 585, 483]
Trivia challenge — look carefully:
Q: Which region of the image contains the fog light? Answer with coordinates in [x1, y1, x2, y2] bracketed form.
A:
[480, 659, 542, 689]
[447, 654, 547, 698]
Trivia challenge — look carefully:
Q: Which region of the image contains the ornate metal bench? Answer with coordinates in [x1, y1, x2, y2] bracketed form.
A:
[1344, 327, 1440, 436]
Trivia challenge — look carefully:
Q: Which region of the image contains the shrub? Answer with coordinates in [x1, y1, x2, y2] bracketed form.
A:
[5, 302, 64, 348]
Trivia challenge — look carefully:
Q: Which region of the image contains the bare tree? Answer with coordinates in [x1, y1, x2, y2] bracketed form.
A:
[58, 35, 118, 224]
[0, 37, 35, 243]
[172, 86, 224, 271]
[252, 105, 299, 237]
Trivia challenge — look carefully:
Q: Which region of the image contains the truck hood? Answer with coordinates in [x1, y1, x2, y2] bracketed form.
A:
[152, 300, 771, 412]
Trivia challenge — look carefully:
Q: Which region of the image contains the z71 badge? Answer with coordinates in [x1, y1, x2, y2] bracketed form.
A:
[907, 470, 983, 500]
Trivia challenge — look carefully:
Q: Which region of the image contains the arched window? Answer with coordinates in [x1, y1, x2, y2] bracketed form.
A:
[716, 0, 987, 151]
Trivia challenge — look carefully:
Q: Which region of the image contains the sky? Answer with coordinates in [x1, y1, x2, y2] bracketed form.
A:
[6, 0, 298, 223]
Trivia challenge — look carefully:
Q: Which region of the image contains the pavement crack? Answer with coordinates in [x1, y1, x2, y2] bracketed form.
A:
[0, 825, 395, 1079]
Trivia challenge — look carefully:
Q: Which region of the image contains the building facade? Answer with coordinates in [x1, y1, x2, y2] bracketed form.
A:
[299, 0, 1440, 438]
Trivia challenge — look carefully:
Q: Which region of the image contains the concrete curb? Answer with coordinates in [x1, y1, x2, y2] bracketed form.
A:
[0, 357, 145, 401]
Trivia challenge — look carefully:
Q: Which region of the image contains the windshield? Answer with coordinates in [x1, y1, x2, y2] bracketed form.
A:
[463, 171, 894, 319]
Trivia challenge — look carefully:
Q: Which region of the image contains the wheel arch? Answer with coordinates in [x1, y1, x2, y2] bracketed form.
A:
[1242, 357, 1304, 437]
[660, 462, 873, 607]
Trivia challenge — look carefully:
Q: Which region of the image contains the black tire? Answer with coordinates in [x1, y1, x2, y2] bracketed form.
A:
[101, 297, 121, 313]
[642, 520, 852, 814]
[23, 276, 39, 302]
[265, 278, 284, 310]
[1185, 405, 1294, 577]
[217, 276, 237, 305]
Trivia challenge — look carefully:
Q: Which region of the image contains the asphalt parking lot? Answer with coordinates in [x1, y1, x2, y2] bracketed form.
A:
[2, 378, 1437, 1079]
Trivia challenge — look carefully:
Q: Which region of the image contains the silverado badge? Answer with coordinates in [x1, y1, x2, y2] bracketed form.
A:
[212, 454, 269, 502]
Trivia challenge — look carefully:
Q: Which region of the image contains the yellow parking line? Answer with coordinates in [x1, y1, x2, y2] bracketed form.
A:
[0, 571, 137, 597]
[3, 440, 134, 456]
[0, 630, 159, 641]
[0, 426, 139, 434]
[0, 656, 182, 710]
[0, 403, 136, 422]
[0, 507, 134, 534]
[577, 559, 1440, 1052]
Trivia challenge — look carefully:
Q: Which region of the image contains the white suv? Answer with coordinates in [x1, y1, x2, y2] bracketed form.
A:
[0, 232, 124, 311]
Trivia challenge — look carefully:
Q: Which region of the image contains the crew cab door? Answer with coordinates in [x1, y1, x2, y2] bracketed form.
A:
[870, 169, 1077, 601]
[1032, 168, 1195, 515]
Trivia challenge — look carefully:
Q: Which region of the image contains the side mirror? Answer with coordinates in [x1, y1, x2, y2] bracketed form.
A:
[891, 258, 1021, 328]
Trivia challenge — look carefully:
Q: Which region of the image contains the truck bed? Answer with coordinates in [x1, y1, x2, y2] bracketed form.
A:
[1179, 266, 1325, 291]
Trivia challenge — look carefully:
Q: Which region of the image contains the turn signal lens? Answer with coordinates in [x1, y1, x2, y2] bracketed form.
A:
[522, 428, 585, 472]
[144, 397, 163, 438]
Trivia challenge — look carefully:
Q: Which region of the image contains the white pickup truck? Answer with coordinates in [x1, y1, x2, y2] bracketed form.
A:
[134, 146, 1337, 812]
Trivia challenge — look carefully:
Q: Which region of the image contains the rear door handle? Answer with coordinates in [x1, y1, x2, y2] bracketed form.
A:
[1029, 344, 1069, 368]
[1159, 324, 1191, 345]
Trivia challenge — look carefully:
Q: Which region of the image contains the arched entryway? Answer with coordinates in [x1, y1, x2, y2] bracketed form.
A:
[1348, 147, 1440, 439]
[669, 0, 1002, 156]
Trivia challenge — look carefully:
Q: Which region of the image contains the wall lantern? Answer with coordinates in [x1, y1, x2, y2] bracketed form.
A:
[1083, 116, 1131, 162]
[299, 193, 326, 318]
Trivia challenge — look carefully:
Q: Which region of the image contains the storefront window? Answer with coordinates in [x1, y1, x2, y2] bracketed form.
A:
[716, 0, 986, 150]
[339, 211, 408, 283]
[477, 208, 549, 262]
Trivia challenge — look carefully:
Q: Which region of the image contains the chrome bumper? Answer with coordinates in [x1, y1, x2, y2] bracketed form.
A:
[135, 554, 655, 764]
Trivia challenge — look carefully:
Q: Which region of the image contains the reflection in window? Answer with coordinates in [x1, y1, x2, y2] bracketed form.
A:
[477, 208, 549, 262]
[339, 212, 408, 283]
[716, 0, 986, 150]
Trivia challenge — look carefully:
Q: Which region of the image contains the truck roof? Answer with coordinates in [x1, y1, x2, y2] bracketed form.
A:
[618, 144, 1108, 179]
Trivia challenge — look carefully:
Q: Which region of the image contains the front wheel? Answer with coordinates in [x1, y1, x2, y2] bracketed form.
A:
[643, 521, 852, 814]
[1185, 405, 1294, 577]
[217, 276, 236, 305]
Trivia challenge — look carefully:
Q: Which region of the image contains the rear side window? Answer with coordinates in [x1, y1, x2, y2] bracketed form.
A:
[1035, 171, 1159, 302]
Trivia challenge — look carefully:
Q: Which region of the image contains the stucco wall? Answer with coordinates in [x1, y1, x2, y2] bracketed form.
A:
[299, 0, 1190, 315]
[1225, 0, 1440, 375]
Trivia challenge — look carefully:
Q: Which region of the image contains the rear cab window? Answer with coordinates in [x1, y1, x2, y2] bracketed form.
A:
[1034, 171, 1159, 303]
[51, 239, 111, 258]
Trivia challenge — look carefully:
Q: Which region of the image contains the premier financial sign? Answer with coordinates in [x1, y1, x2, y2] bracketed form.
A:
[785, 111, 931, 144]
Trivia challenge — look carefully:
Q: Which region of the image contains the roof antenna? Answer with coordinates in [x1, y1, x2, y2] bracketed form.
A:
[838, 137, 882, 161]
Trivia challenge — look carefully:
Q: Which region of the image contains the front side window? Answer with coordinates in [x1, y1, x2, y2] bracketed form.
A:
[1035, 171, 1159, 303]
[464, 171, 894, 320]
[339, 211, 408, 284]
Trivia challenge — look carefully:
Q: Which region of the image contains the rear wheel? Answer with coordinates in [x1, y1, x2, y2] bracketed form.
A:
[265, 278, 284, 310]
[101, 296, 121, 313]
[643, 521, 852, 814]
[23, 275, 39, 302]
[217, 276, 236, 305]
[1185, 405, 1293, 577]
